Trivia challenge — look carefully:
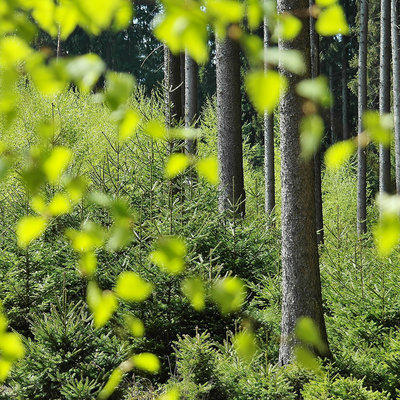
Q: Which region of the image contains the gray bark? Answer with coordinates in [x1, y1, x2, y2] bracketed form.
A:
[278, 0, 329, 365]
[264, 22, 275, 215]
[310, 0, 324, 245]
[342, 35, 350, 140]
[329, 64, 337, 143]
[357, 0, 368, 235]
[184, 52, 198, 154]
[216, 35, 245, 217]
[393, 0, 400, 193]
[379, 0, 391, 193]
[164, 45, 183, 126]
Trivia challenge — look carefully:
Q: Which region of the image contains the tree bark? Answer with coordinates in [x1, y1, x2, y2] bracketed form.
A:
[216, 34, 245, 217]
[264, 21, 275, 215]
[184, 52, 198, 154]
[278, 0, 329, 365]
[393, 0, 400, 193]
[342, 34, 350, 140]
[310, 0, 324, 245]
[329, 64, 337, 143]
[379, 0, 391, 194]
[357, 0, 368, 236]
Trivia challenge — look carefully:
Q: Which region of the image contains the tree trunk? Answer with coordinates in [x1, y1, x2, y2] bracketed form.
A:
[357, 0, 368, 236]
[184, 52, 198, 154]
[379, 0, 391, 193]
[278, 0, 329, 365]
[216, 34, 245, 217]
[310, 0, 324, 245]
[393, 0, 400, 193]
[264, 21, 275, 215]
[329, 64, 337, 143]
[164, 45, 183, 126]
[342, 35, 350, 140]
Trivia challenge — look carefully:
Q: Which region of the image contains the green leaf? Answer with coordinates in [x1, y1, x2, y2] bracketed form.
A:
[31, 0, 57, 36]
[131, 353, 160, 374]
[165, 153, 190, 179]
[66, 222, 106, 252]
[65, 54, 106, 93]
[47, 193, 72, 216]
[316, 0, 337, 6]
[363, 111, 393, 146]
[0, 36, 32, 67]
[115, 271, 153, 302]
[374, 213, 400, 257]
[264, 48, 306, 75]
[87, 282, 117, 329]
[212, 277, 246, 315]
[182, 277, 205, 311]
[295, 317, 327, 354]
[124, 315, 145, 337]
[143, 120, 167, 140]
[207, 0, 244, 24]
[325, 139, 356, 169]
[98, 368, 124, 400]
[315, 4, 349, 36]
[118, 109, 141, 142]
[0, 359, 12, 382]
[157, 387, 180, 400]
[0, 332, 25, 361]
[233, 331, 257, 362]
[43, 146, 72, 184]
[296, 76, 331, 107]
[150, 236, 187, 274]
[16, 216, 47, 248]
[300, 115, 324, 159]
[196, 156, 219, 185]
[104, 72, 135, 110]
[246, 0, 263, 30]
[294, 345, 321, 374]
[78, 251, 97, 277]
[273, 13, 302, 41]
[246, 70, 287, 114]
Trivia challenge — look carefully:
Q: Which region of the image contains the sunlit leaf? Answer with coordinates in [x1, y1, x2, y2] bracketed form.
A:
[47, 193, 71, 216]
[65, 176, 87, 203]
[31, 0, 57, 36]
[233, 331, 257, 362]
[104, 72, 135, 110]
[363, 111, 393, 146]
[56, 1, 79, 39]
[78, 251, 97, 277]
[150, 236, 187, 274]
[0, 36, 32, 67]
[87, 282, 117, 328]
[246, 0, 263, 30]
[294, 345, 321, 374]
[66, 222, 106, 253]
[0, 359, 12, 382]
[212, 277, 246, 315]
[295, 317, 327, 354]
[196, 156, 219, 185]
[315, 4, 349, 36]
[0, 332, 25, 361]
[316, 0, 337, 6]
[16, 216, 47, 248]
[296, 76, 331, 107]
[165, 153, 190, 179]
[43, 146, 72, 184]
[125, 315, 145, 337]
[273, 13, 302, 41]
[157, 387, 180, 400]
[300, 115, 324, 159]
[325, 139, 356, 169]
[264, 48, 306, 75]
[115, 271, 153, 302]
[246, 70, 287, 114]
[112, 0, 133, 31]
[182, 277, 205, 311]
[374, 214, 400, 257]
[143, 120, 167, 140]
[66, 54, 106, 93]
[98, 368, 123, 400]
[119, 109, 141, 142]
[207, 0, 244, 25]
[131, 353, 160, 373]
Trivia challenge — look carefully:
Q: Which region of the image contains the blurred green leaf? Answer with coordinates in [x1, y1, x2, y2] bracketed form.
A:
[115, 271, 153, 302]
[118, 109, 141, 142]
[374, 213, 400, 257]
[265, 48, 306, 75]
[273, 13, 302, 41]
[294, 345, 321, 374]
[233, 331, 257, 362]
[182, 277, 205, 311]
[212, 277, 246, 315]
[131, 353, 160, 373]
[98, 368, 123, 400]
[295, 317, 327, 354]
[157, 387, 180, 400]
[104, 72, 135, 110]
[300, 115, 324, 160]
[87, 282, 117, 329]
[315, 4, 349, 36]
[16, 216, 47, 248]
[150, 236, 187, 274]
[325, 139, 356, 169]
[363, 111, 393, 146]
[196, 156, 219, 185]
[296, 76, 331, 107]
[124, 315, 145, 337]
[43, 146, 72, 185]
[0, 332, 25, 361]
[165, 153, 190, 179]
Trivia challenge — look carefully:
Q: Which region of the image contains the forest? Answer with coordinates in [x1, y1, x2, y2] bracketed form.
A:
[1, 0, 400, 399]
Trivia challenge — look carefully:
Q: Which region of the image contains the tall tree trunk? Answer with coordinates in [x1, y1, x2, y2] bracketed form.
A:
[329, 64, 338, 143]
[393, 0, 400, 193]
[216, 34, 245, 217]
[357, 0, 368, 236]
[264, 20, 275, 215]
[379, 0, 391, 193]
[278, 0, 329, 365]
[184, 52, 198, 154]
[164, 45, 183, 126]
[342, 35, 350, 140]
[310, 0, 324, 245]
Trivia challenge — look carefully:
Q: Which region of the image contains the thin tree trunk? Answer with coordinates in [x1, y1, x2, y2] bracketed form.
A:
[184, 52, 198, 154]
[379, 0, 391, 193]
[310, 0, 324, 245]
[329, 64, 337, 143]
[216, 34, 245, 217]
[278, 0, 329, 365]
[342, 35, 350, 140]
[393, 0, 400, 193]
[357, 0, 368, 236]
[264, 21, 275, 215]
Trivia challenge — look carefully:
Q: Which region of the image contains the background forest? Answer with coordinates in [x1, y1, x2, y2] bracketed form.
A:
[0, 0, 400, 399]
